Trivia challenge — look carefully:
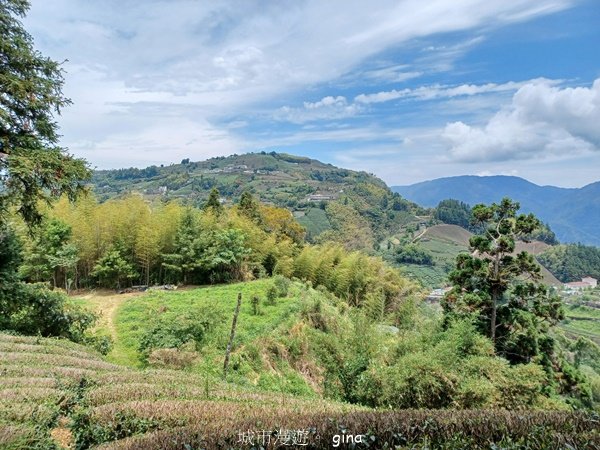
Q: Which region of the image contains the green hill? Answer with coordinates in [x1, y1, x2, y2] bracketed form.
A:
[381, 224, 562, 289]
[91, 152, 425, 246]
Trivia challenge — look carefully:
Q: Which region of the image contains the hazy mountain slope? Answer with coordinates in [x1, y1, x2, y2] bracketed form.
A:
[392, 176, 599, 246]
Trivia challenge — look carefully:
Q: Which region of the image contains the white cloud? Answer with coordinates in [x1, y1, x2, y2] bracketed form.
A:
[443, 78, 600, 162]
[360, 64, 423, 83]
[24, 0, 575, 167]
[276, 79, 542, 124]
[354, 80, 533, 104]
[275, 96, 362, 123]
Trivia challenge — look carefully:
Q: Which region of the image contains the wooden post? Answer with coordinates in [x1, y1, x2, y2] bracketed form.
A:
[223, 292, 242, 379]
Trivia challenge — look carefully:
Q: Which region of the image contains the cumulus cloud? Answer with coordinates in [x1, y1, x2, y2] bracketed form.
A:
[23, 0, 574, 167]
[443, 78, 600, 162]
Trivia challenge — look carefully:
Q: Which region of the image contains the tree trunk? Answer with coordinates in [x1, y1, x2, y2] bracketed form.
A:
[491, 287, 498, 343]
[223, 292, 242, 379]
[490, 253, 500, 343]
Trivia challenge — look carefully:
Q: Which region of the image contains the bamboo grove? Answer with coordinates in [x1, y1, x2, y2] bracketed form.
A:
[12, 191, 419, 309]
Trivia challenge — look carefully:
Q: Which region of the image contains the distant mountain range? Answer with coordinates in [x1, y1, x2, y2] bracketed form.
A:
[392, 176, 600, 246]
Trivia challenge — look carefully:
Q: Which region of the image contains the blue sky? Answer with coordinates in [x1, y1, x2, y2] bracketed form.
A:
[26, 0, 600, 187]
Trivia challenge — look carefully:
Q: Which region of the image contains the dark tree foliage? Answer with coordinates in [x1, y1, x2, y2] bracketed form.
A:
[0, 225, 94, 337]
[434, 199, 473, 230]
[237, 191, 262, 223]
[0, 224, 21, 304]
[523, 222, 559, 245]
[20, 217, 78, 290]
[537, 243, 600, 282]
[443, 198, 564, 357]
[0, 0, 90, 226]
[162, 209, 202, 284]
[109, 166, 159, 180]
[91, 248, 138, 290]
[203, 187, 223, 215]
[395, 244, 434, 266]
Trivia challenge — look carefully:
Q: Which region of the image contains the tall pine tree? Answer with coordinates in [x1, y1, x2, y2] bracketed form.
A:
[0, 0, 89, 226]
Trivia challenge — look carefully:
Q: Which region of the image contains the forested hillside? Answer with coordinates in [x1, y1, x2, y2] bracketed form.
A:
[91, 152, 426, 248]
[538, 244, 600, 282]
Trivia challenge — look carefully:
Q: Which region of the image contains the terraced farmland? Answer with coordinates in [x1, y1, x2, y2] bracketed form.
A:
[1, 332, 599, 449]
[0, 332, 360, 449]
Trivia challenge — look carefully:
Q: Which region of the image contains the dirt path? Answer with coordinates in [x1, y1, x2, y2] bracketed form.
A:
[411, 227, 428, 243]
[73, 290, 143, 343]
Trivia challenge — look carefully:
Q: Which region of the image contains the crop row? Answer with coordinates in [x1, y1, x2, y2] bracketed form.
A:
[0, 376, 58, 388]
[0, 351, 121, 371]
[0, 423, 57, 450]
[84, 381, 333, 407]
[0, 341, 103, 361]
[94, 409, 600, 450]
[0, 402, 60, 427]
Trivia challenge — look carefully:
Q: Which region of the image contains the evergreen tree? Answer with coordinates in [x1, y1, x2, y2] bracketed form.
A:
[1, 224, 93, 337]
[0, 0, 89, 226]
[91, 248, 137, 289]
[443, 198, 564, 358]
[0, 225, 22, 324]
[202, 228, 250, 283]
[237, 191, 262, 223]
[203, 188, 223, 215]
[20, 218, 78, 289]
[162, 209, 202, 284]
[434, 199, 473, 229]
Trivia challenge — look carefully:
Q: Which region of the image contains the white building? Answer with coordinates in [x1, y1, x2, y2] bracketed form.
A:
[581, 276, 598, 288]
[564, 276, 597, 294]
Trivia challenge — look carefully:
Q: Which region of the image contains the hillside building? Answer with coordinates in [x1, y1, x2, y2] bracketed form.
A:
[564, 276, 597, 294]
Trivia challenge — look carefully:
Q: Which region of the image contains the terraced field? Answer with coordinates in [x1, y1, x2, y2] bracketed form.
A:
[0, 333, 361, 449]
[561, 303, 600, 344]
[396, 224, 562, 288]
[2, 332, 599, 449]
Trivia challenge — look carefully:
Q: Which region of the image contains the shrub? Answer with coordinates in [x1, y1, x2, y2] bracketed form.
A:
[273, 275, 291, 297]
[251, 295, 260, 315]
[138, 308, 223, 358]
[356, 320, 557, 410]
[2, 282, 96, 341]
[148, 348, 198, 369]
[395, 244, 434, 265]
[82, 334, 114, 356]
[265, 285, 278, 306]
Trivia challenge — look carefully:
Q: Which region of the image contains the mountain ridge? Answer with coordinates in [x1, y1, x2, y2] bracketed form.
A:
[392, 175, 600, 246]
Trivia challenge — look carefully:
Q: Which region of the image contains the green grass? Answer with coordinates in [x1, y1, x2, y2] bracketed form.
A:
[393, 236, 469, 288]
[399, 265, 449, 289]
[560, 303, 600, 343]
[112, 280, 322, 394]
[116, 280, 300, 353]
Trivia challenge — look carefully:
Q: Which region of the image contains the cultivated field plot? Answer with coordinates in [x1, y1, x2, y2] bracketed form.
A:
[1, 332, 599, 449]
[561, 303, 600, 344]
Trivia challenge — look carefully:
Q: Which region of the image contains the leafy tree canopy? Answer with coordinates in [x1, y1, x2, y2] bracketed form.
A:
[0, 0, 89, 226]
[443, 198, 561, 352]
[537, 243, 600, 282]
